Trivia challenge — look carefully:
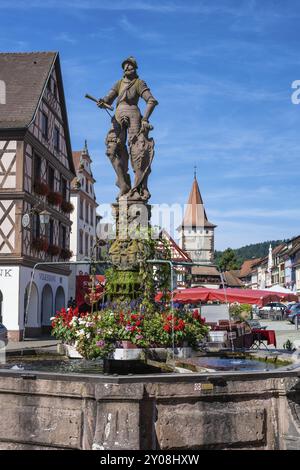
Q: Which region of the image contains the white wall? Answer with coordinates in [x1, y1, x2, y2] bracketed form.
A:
[201, 304, 230, 322]
[70, 194, 79, 261]
[0, 266, 20, 329]
[19, 266, 69, 329]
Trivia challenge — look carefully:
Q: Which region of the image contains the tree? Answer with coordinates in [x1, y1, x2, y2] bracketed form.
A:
[218, 248, 240, 272]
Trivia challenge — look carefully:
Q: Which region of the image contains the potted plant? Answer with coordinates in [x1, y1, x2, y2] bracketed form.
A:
[60, 248, 73, 260]
[47, 191, 63, 206]
[47, 244, 61, 256]
[61, 200, 74, 214]
[34, 181, 49, 196]
[32, 237, 49, 252]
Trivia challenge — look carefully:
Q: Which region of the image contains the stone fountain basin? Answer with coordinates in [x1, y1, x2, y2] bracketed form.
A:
[0, 359, 300, 450]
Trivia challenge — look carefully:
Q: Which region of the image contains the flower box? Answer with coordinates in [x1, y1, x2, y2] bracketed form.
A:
[32, 237, 49, 252]
[64, 344, 83, 359]
[61, 200, 74, 214]
[47, 191, 63, 206]
[112, 348, 143, 360]
[122, 340, 137, 349]
[47, 244, 61, 256]
[60, 248, 73, 260]
[34, 181, 49, 196]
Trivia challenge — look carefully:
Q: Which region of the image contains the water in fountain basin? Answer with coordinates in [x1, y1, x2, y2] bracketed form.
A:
[194, 356, 282, 371]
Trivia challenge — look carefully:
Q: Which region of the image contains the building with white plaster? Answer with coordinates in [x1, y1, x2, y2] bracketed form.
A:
[0, 52, 75, 340]
[68, 143, 98, 299]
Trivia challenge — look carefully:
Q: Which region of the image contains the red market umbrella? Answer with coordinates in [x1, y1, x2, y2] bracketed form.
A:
[171, 287, 283, 307]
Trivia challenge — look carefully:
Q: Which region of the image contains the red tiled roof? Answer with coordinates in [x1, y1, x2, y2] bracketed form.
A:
[191, 265, 220, 276]
[223, 270, 244, 287]
[180, 176, 216, 228]
[239, 258, 261, 278]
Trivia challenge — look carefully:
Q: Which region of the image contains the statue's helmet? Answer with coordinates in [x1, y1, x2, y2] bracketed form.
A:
[122, 56, 138, 70]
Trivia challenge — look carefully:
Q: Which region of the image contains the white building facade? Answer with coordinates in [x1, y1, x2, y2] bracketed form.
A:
[0, 52, 75, 340]
[68, 143, 98, 299]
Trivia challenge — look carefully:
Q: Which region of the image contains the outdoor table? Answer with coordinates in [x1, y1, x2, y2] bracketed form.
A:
[251, 329, 277, 349]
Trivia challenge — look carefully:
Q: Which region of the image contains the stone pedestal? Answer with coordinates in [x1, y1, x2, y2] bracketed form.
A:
[107, 199, 152, 301]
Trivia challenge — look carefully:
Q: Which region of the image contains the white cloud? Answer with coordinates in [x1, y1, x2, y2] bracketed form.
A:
[54, 32, 77, 45]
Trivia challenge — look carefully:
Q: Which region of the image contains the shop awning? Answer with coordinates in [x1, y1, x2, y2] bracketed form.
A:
[156, 287, 297, 307]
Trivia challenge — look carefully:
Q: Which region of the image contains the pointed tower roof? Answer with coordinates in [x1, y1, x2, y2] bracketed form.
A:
[179, 174, 216, 229]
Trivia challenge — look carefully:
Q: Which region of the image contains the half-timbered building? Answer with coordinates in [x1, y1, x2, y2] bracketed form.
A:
[0, 52, 75, 340]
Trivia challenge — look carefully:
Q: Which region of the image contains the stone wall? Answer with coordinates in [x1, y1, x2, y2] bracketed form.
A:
[0, 370, 299, 450]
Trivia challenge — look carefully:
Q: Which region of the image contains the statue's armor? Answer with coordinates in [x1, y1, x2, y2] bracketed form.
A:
[103, 75, 158, 200]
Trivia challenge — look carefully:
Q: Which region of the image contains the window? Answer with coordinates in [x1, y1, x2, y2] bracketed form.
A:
[48, 219, 54, 245]
[54, 126, 60, 151]
[34, 154, 42, 181]
[33, 213, 40, 239]
[79, 231, 83, 254]
[41, 112, 48, 139]
[86, 178, 89, 193]
[61, 177, 67, 200]
[60, 225, 66, 249]
[90, 206, 94, 226]
[85, 233, 89, 257]
[90, 236, 94, 256]
[79, 198, 83, 220]
[85, 201, 89, 223]
[48, 166, 55, 191]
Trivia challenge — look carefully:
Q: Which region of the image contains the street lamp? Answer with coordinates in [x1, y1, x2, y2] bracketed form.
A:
[39, 209, 51, 226]
[21, 207, 51, 229]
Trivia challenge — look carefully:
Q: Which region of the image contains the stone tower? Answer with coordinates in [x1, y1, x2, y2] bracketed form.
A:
[177, 174, 216, 264]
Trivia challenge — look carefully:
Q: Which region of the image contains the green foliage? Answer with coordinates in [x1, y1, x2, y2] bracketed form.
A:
[283, 339, 293, 351]
[229, 303, 252, 320]
[52, 305, 210, 359]
[104, 227, 171, 308]
[215, 240, 284, 269]
[217, 248, 240, 271]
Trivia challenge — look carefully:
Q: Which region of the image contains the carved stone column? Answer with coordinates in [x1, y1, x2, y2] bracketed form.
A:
[107, 199, 152, 300]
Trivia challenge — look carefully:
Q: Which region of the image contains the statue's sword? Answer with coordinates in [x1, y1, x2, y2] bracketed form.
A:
[85, 93, 114, 118]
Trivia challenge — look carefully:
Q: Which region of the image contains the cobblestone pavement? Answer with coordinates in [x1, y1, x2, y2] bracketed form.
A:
[259, 320, 300, 349]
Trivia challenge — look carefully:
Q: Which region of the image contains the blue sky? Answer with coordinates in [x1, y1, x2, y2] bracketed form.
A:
[1, 0, 300, 250]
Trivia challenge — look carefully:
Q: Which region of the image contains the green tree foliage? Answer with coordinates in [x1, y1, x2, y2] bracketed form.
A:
[217, 248, 240, 272]
[215, 239, 284, 269]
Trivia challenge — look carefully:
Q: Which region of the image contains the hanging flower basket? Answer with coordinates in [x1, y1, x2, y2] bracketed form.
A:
[47, 244, 61, 256]
[34, 181, 49, 196]
[60, 248, 73, 260]
[32, 237, 49, 252]
[47, 191, 63, 206]
[61, 200, 74, 214]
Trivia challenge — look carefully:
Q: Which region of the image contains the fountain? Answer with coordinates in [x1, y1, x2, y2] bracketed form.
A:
[0, 57, 300, 450]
